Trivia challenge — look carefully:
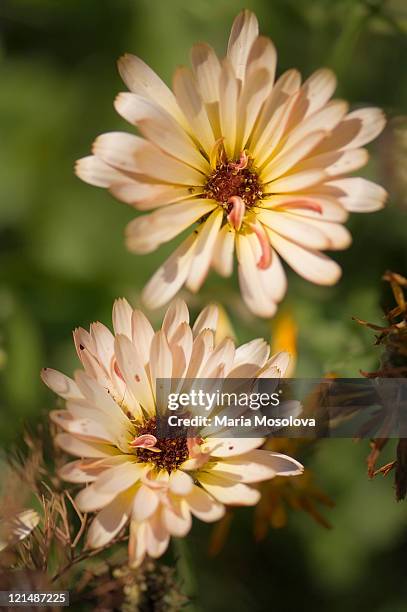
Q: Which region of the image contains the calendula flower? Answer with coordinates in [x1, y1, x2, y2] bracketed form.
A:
[76, 10, 387, 317]
[41, 299, 303, 567]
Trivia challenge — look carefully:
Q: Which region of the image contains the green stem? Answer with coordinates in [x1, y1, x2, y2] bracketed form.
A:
[172, 537, 201, 612]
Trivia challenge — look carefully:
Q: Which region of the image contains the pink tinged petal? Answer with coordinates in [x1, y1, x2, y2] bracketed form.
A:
[185, 484, 225, 522]
[289, 68, 337, 128]
[145, 510, 170, 558]
[264, 169, 327, 192]
[130, 434, 160, 452]
[75, 462, 146, 512]
[236, 234, 280, 318]
[131, 309, 154, 365]
[260, 130, 327, 183]
[117, 53, 188, 129]
[324, 177, 387, 212]
[245, 35, 277, 95]
[90, 322, 115, 371]
[212, 224, 235, 277]
[125, 199, 217, 254]
[218, 59, 239, 159]
[227, 195, 245, 231]
[162, 298, 189, 341]
[132, 485, 159, 522]
[41, 368, 82, 400]
[129, 520, 147, 568]
[227, 9, 259, 82]
[169, 470, 194, 495]
[186, 209, 223, 293]
[58, 459, 114, 483]
[75, 155, 126, 188]
[173, 66, 215, 155]
[92, 131, 147, 173]
[114, 93, 209, 174]
[248, 221, 272, 269]
[142, 234, 197, 309]
[262, 194, 348, 223]
[114, 334, 154, 414]
[295, 148, 369, 177]
[55, 433, 119, 459]
[193, 305, 218, 337]
[86, 488, 134, 549]
[267, 228, 342, 285]
[112, 298, 133, 338]
[198, 473, 261, 506]
[234, 339, 270, 368]
[294, 216, 352, 250]
[256, 209, 330, 250]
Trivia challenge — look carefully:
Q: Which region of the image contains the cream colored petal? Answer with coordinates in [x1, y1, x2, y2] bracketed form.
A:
[323, 177, 387, 212]
[185, 329, 215, 379]
[186, 209, 223, 292]
[59, 458, 118, 483]
[132, 485, 159, 522]
[92, 131, 146, 173]
[56, 433, 118, 458]
[293, 216, 352, 250]
[125, 199, 217, 254]
[258, 351, 291, 377]
[260, 130, 327, 183]
[283, 100, 348, 152]
[289, 68, 337, 128]
[264, 169, 326, 192]
[219, 59, 239, 159]
[0, 510, 40, 552]
[75, 155, 126, 187]
[185, 484, 225, 522]
[128, 520, 147, 568]
[227, 9, 259, 82]
[162, 298, 189, 340]
[162, 500, 192, 537]
[90, 322, 115, 372]
[86, 488, 134, 548]
[114, 334, 154, 413]
[210, 449, 303, 483]
[236, 67, 272, 153]
[234, 338, 270, 368]
[169, 470, 194, 495]
[112, 297, 133, 338]
[294, 148, 368, 177]
[190, 42, 221, 104]
[256, 209, 330, 250]
[211, 224, 235, 277]
[117, 53, 187, 128]
[41, 368, 82, 400]
[204, 437, 264, 457]
[193, 305, 219, 337]
[173, 66, 215, 155]
[110, 181, 197, 210]
[199, 337, 235, 379]
[75, 462, 145, 512]
[246, 35, 276, 93]
[267, 228, 342, 285]
[50, 410, 113, 443]
[145, 510, 170, 558]
[315, 107, 386, 154]
[149, 330, 173, 387]
[131, 309, 154, 365]
[198, 472, 260, 505]
[142, 234, 197, 309]
[114, 93, 209, 173]
[169, 322, 193, 380]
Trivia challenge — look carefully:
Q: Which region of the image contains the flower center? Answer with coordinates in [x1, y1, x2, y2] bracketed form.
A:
[204, 156, 263, 210]
[133, 417, 189, 473]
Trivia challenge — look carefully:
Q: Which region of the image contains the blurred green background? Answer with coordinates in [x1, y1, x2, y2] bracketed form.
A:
[0, 0, 406, 610]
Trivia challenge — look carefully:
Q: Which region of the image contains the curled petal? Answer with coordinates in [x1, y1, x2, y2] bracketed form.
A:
[130, 434, 161, 453]
[249, 222, 272, 269]
[227, 196, 245, 231]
